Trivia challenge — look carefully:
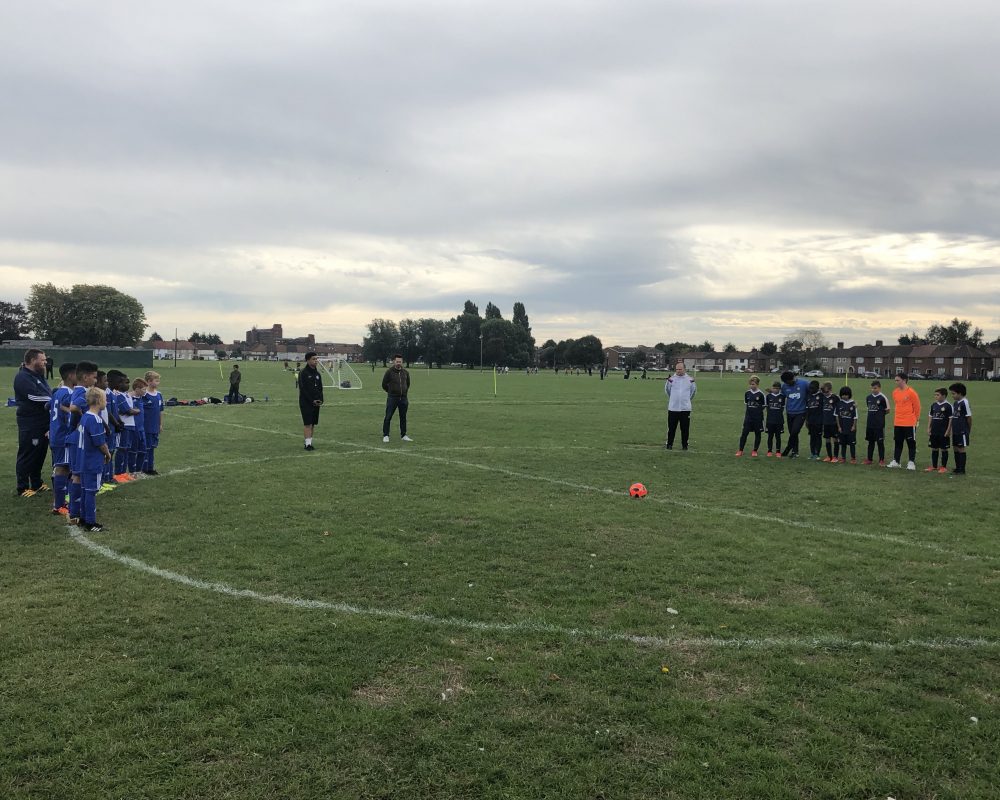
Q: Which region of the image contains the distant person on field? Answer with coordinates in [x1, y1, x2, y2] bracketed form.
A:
[948, 383, 972, 475]
[834, 386, 857, 463]
[735, 375, 765, 457]
[863, 380, 890, 465]
[765, 381, 785, 457]
[382, 354, 412, 443]
[45, 356, 54, 380]
[887, 373, 920, 470]
[780, 370, 810, 458]
[298, 352, 323, 451]
[926, 387, 952, 473]
[228, 364, 241, 405]
[805, 380, 824, 459]
[664, 362, 696, 450]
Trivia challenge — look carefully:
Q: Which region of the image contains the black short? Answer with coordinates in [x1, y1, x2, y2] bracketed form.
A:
[952, 431, 970, 448]
[838, 431, 856, 445]
[300, 402, 320, 426]
[928, 434, 949, 449]
[823, 424, 838, 438]
[865, 428, 884, 443]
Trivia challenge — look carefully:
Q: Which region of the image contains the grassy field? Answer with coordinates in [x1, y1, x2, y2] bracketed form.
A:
[2, 361, 998, 799]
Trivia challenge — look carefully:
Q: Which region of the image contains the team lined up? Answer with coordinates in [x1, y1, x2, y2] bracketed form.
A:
[736, 372, 972, 473]
[46, 361, 164, 531]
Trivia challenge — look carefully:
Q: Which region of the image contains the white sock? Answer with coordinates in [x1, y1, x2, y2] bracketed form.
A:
[305, 437, 312, 445]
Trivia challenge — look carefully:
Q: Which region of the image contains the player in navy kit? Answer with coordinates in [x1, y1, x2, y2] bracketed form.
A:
[926, 388, 952, 473]
[820, 382, 839, 461]
[863, 380, 890, 465]
[765, 382, 785, 457]
[834, 386, 858, 463]
[948, 383, 972, 475]
[735, 375, 765, 457]
[803, 380, 824, 460]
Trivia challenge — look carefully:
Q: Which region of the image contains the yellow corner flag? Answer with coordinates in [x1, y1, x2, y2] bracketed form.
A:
[493, 365, 497, 396]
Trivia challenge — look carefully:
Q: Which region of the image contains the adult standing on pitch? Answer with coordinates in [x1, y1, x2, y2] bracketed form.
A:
[227, 364, 242, 405]
[780, 370, 810, 458]
[298, 352, 323, 451]
[13, 348, 52, 496]
[888, 373, 921, 470]
[382, 354, 412, 443]
[664, 361, 696, 450]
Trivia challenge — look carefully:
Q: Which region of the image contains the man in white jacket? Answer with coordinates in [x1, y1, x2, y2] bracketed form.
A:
[664, 362, 697, 450]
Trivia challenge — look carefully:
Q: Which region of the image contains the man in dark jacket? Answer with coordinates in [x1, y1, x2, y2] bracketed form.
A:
[228, 364, 242, 404]
[298, 352, 324, 450]
[381, 354, 412, 443]
[14, 348, 52, 496]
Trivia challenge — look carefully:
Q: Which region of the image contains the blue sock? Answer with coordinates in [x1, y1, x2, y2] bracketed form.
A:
[145, 447, 155, 471]
[82, 488, 97, 525]
[68, 481, 82, 518]
[52, 473, 68, 509]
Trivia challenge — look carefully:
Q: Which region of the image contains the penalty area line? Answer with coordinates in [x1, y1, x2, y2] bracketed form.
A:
[67, 528, 999, 653]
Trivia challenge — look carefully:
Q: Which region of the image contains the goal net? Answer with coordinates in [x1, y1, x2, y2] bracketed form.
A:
[319, 358, 363, 390]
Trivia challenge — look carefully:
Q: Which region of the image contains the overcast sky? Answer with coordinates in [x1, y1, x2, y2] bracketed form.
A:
[3, 0, 999, 348]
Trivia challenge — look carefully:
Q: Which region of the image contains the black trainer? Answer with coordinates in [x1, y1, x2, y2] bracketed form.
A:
[82, 522, 106, 532]
[304, 444, 315, 451]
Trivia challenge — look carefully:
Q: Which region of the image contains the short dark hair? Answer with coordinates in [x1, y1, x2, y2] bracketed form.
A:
[780, 371, 795, 384]
[59, 362, 77, 379]
[24, 348, 44, 364]
[871, 380, 881, 388]
[96, 370, 106, 379]
[304, 352, 317, 361]
[949, 382, 967, 396]
[934, 386, 947, 396]
[106, 369, 124, 380]
[808, 380, 820, 392]
[771, 381, 782, 389]
[839, 386, 852, 398]
[393, 353, 403, 360]
[76, 360, 98, 375]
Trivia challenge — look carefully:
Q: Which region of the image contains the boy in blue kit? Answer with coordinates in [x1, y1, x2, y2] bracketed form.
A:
[805, 380, 823, 460]
[65, 361, 98, 523]
[833, 386, 857, 464]
[78, 387, 111, 532]
[128, 378, 148, 476]
[765, 382, 785, 457]
[48, 362, 76, 515]
[926, 388, 952, 473]
[735, 375, 765, 457]
[113, 373, 136, 480]
[142, 370, 164, 475]
[949, 383, 972, 475]
[95, 371, 117, 493]
[820, 382, 839, 461]
[863, 380, 890, 465]
[103, 370, 126, 484]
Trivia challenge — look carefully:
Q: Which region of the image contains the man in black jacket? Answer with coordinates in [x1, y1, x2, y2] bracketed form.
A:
[14, 348, 52, 496]
[381, 354, 412, 443]
[298, 352, 324, 450]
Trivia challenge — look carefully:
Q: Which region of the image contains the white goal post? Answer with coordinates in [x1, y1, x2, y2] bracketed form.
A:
[319, 358, 363, 390]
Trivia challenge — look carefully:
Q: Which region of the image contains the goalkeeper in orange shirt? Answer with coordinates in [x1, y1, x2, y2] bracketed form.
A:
[887, 373, 921, 470]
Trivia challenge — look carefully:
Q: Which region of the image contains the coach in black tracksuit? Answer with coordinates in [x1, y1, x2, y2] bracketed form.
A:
[381, 355, 411, 442]
[298, 352, 324, 450]
[13, 348, 52, 496]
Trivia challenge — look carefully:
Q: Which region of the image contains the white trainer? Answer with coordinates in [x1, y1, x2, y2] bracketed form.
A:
[906, 461, 916, 471]
[401, 435, 413, 442]
[886, 460, 901, 468]
[382, 435, 389, 443]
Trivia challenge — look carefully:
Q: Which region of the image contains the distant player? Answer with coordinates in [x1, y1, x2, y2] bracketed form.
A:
[888, 373, 921, 470]
[926, 387, 952, 473]
[735, 375, 765, 457]
[820, 382, 838, 461]
[949, 383, 972, 475]
[48, 362, 76, 514]
[863, 380, 890, 465]
[805, 380, 824, 460]
[142, 370, 165, 475]
[765, 382, 785, 457]
[77, 387, 112, 532]
[833, 386, 857, 464]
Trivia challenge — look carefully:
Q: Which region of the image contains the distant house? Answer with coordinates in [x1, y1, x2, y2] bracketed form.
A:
[143, 340, 196, 360]
[812, 341, 991, 380]
[602, 346, 666, 369]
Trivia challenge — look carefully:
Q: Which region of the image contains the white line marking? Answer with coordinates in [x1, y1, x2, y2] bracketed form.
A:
[177, 415, 996, 564]
[68, 528, 999, 653]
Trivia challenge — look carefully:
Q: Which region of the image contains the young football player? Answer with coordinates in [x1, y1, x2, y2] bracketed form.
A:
[926, 387, 952, 473]
[765, 382, 785, 458]
[949, 383, 972, 475]
[863, 380, 890, 465]
[735, 375, 765, 457]
[834, 386, 857, 464]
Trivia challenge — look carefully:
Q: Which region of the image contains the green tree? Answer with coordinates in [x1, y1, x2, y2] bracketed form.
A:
[788, 329, 829, 352]
[189, 332, 223, 345]
[538, 339, 557, 368]
[362, 319, 400, 366]
[149, 331, 164, 341]
[27, 283, 146, 346]
[512, 301, 530, 330]
[451, 300, 483, 368]
[655, 342, 693, 364]
[723, 342, 738, 353]
[398, 318, 421, 366]
[0, 301, 29, 340]
[696, 340, 715, 353]
[925, 318, 984, 347]
[481, 318, 515, 365]
[759, 341, 778, 355]
[898, 331, 928, 345]
[779, 337, 805, 368]
[484, 302, 503, 320]
[417, 318, 452, 367]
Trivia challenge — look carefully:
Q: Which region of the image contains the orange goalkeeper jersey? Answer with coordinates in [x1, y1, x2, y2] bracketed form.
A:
[892, 385, 921, 426]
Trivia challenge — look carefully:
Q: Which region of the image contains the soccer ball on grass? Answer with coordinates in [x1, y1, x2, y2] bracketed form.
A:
[629, 482, 647, 498]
